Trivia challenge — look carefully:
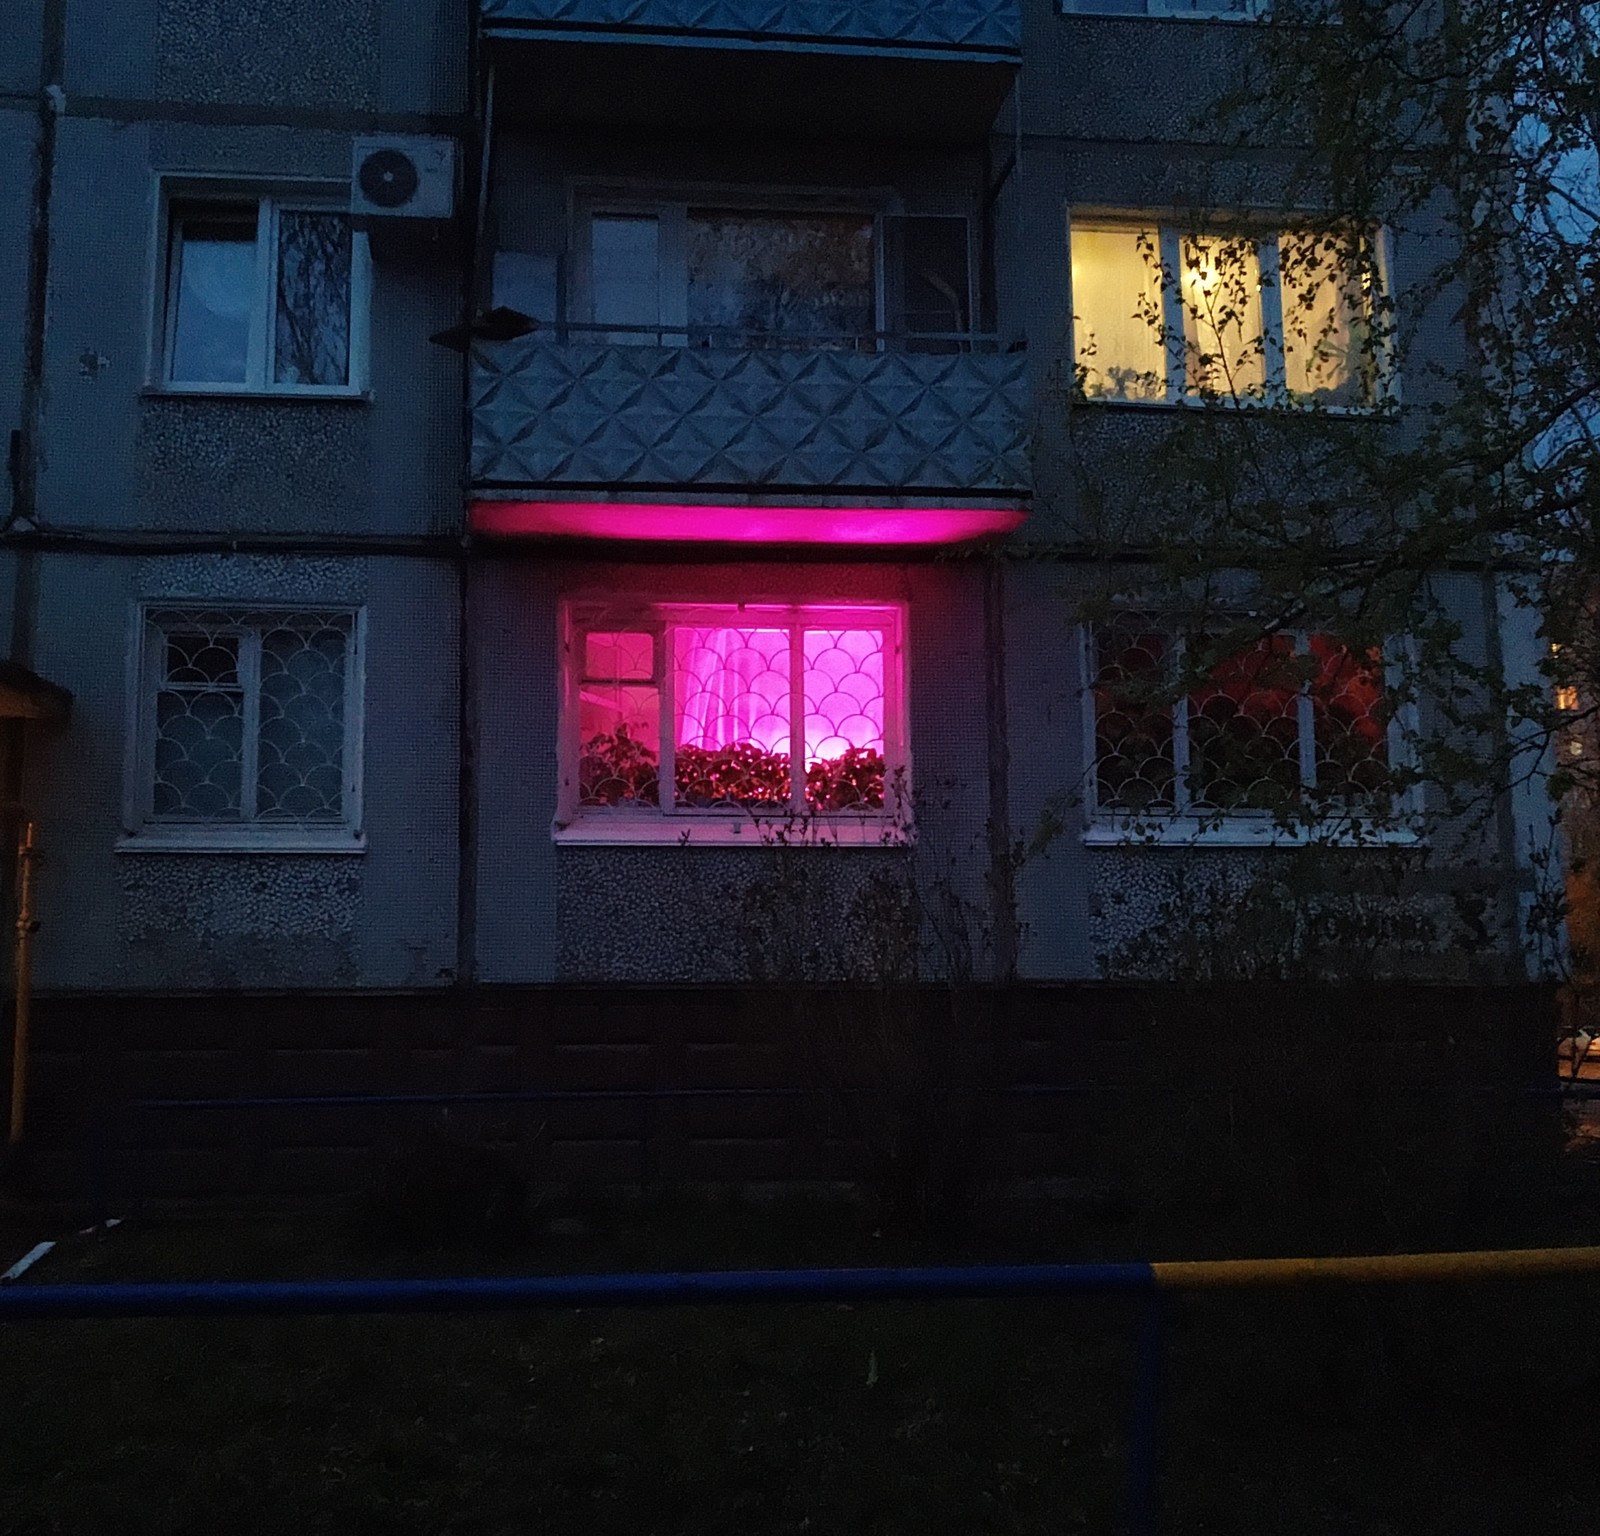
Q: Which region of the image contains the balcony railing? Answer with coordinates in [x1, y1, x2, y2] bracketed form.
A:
[471, 330, 1031, 494]
[480, 0, 1021, 58]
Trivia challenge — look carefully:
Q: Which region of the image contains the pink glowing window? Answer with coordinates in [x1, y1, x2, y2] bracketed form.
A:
[567, 603, 903, 823]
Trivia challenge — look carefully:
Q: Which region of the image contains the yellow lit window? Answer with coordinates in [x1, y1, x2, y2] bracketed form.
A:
[1069, 225, 1167, 402]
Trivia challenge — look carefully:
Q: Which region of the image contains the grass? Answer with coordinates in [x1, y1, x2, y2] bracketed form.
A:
[2, 1188, 1600, 1535]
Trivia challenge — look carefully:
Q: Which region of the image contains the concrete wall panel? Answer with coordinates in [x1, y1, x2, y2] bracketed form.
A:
[25, 551, 459, 992]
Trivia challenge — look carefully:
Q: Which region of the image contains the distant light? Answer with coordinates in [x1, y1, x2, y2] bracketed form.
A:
[1557, 686, 1580, 712]
[471, 500, 1027, 547]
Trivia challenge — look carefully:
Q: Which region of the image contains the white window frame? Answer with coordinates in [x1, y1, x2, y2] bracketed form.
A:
[556, 597, 911, 847]
[119, 604, 367, 854]
[1068, 216, 1395, 411]
[569, 186, 905, 346]
[155, 183, 371, 399]
[1077, 622, 1422, 846]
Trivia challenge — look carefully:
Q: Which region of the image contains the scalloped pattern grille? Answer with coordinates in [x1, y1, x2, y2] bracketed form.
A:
[149, 611, 351, 824]
[471, 339, 1031, 492]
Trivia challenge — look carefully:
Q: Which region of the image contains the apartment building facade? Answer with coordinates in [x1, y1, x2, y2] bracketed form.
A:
[0, 0, 1556, 1188]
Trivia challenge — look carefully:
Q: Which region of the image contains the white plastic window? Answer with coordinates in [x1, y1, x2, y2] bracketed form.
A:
[1070, 220, 1386, 408]
[1084, 619, 1415, 839]
[162, 194, 370, 395]
[560, 601, 908, 844]
[123, 608, 364, 853]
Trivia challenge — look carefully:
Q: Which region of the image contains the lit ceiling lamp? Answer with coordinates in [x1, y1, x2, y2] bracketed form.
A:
[470, 500, 1028, 547]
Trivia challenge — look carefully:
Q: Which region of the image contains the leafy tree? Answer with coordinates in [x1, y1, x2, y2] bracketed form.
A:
[1063, 0, 1598, 986]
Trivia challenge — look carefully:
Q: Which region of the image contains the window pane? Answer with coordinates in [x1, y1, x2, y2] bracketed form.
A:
[803, 628, 886, 811]
[256, 623, 347, 821]
[154, 686, 244, 818]
[591, 216, 660, 339]
[1093, 624, 1176, 812]
[584, 631, 654, 682]
[274, 211, 352, 387]
[1280, 233, 1369, 406]
[169, 212, 256, 384]
[686, 212, 874, 347]
[673, 626, 792, 808]
[1308, 636, 1391, 801]
[1186, 636, 1304, 811]
[883, 215, 970, 349]
[1179, 235, 1266, 398]
[579, 683, 661, 807]
[164, 630, 240, 687]
[1071, 226, 1167, 401]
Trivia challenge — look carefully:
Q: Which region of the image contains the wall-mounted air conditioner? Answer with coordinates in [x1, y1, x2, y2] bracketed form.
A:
[351, 136, 457, 222]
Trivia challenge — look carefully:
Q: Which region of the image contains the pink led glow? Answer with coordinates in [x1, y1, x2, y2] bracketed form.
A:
[670, 626, 886, 763]
[472, 500, 1026, 546]
[675, 627, 792, 757]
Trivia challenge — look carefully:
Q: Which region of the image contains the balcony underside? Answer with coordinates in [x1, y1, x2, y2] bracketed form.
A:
[481, 0, 1020, 58]
[486, 36, 1015, 141]
[472, 338, 1032, 496]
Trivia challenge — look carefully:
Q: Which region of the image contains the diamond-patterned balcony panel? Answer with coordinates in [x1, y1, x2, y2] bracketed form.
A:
[481, 0, 1020, 55]
[471, 339, 1031, 493]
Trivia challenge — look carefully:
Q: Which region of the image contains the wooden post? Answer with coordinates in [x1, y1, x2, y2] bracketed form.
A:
[9, 820, 38, 1147]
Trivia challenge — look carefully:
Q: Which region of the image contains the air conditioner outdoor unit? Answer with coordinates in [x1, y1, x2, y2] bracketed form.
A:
[351, 136, 457, 222]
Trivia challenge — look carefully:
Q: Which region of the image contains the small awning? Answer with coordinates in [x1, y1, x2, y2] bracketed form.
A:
[471, 500, 1026, 548]
[0, 659, 70, 723]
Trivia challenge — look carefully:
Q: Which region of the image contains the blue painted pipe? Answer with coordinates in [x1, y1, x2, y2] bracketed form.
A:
[130, 1084, 1101, 1110]
[0, 1262, 1156, 1321]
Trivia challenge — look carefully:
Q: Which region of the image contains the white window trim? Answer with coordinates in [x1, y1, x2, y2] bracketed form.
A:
[1077, 623, 1423, 847]
[153, 180, 371, 400]
[555, 597, 911, 848]
[1067, 215, 1396, 413]
[570, 184, 931, 346]
[118, 603, 367, 855]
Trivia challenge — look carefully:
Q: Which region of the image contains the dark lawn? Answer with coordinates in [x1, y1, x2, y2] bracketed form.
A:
[2, 1195, 1599, 1536]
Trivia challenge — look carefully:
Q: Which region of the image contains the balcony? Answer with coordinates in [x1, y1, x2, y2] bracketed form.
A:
[481, 0, 1019, 139]
[480, 0, 1021, 59]
[471, 333, 1031, 497]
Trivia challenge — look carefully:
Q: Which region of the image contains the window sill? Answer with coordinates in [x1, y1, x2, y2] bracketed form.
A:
[552, 816, 910, 848]
[1070, 395, 1386, 418]
[1062, 8, 1264, 21]
[1082, 819, 1422, 848]
[116, 828, 367, 855]
[141, 385, 371, 404]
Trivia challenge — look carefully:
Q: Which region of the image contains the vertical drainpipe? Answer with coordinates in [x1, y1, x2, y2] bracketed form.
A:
[3, 0, 65, 1163]
[984, 554, 1018, 981]
[10, 0, 66, 679]
[455, 37, 494, 999]
[979, 60, 1025, 984]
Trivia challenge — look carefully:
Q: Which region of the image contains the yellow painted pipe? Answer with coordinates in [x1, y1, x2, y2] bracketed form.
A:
[8, 819, 37, 1148]
[1154, 1245, 1600, 1289]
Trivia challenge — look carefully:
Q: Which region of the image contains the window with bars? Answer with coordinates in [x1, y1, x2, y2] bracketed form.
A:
[1084, 619, 1410, 835]
[560, 601, 907, 842]
[161, 193, 369, 395]
[123, 609, 363, 850]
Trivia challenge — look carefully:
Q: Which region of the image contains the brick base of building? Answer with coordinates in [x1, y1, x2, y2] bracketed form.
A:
[12, 984, 1561, 1233]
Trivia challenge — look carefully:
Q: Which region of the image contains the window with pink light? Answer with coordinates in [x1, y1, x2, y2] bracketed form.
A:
[562, 602, 907, 839]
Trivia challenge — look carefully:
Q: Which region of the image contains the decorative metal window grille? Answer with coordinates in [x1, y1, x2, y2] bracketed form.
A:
[141, 610, 358, 827]
[1088, 619, 1396, 819]
[567, 603, 904, 824]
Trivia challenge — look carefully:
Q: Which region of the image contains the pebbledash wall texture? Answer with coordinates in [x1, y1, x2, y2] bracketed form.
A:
[0, 0, 1562, 1195]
